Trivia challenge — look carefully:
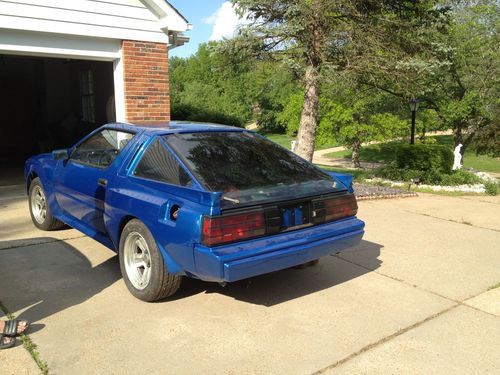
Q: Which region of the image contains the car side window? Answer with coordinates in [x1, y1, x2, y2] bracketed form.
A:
[70, 129, 134, 168]
[133, 139, 192, 187]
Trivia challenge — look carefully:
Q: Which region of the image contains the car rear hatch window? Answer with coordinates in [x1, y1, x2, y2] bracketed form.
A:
[164, 131, 347, 209]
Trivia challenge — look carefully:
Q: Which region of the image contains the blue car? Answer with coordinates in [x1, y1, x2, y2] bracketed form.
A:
[25, 122, 365, 301]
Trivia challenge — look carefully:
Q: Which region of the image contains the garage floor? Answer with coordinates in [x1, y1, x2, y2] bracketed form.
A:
[0, 162, 25, 186]
[0, 191, 499, 374]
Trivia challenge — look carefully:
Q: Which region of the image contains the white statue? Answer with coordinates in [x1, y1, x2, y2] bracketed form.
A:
[291, 140, 297, 153]
[453, 143, 463, 170]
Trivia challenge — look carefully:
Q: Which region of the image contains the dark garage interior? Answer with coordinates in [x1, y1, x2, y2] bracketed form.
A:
[0, 55, 115, 185]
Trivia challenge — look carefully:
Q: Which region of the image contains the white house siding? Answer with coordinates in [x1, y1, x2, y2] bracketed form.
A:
[0, 0, 171, 43]
[0, 29, 121, 60]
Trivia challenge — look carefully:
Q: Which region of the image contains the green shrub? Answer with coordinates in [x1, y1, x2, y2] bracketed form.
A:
[375, 166, 483, 186]
[376, 165, 421, 182]
[438, 170, 482, 185]
[416, 137, 437, 144]
[484, 181, 499, 196]
[395, 144, 453, 174]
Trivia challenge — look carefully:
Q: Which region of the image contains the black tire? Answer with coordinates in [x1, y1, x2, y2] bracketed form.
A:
[28, 177, 65, 231]
[119, 219, 181, 302]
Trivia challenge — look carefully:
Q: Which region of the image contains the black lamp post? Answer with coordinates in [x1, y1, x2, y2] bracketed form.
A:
[409, 98, 419, 145]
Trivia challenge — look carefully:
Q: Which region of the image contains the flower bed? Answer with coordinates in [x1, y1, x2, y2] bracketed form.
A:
[353, 183, 418, 200]
[365, 178, 487, 194]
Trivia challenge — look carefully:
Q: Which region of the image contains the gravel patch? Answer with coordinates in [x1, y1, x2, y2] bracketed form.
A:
[354, 183, 418, 200]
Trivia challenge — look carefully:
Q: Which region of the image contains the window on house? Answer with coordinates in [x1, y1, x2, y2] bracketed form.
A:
[80, 69, 95, 123]
[133, 139, 192, 187]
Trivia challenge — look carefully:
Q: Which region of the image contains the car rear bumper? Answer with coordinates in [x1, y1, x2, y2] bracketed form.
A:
[193, 217, 365, 282]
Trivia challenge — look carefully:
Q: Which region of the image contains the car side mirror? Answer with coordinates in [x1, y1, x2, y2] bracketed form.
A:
[52, 149, 69, 161]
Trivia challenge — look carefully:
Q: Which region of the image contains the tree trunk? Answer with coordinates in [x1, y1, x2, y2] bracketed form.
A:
[419, 125, 426, 143]
[453, 124, 463, 148]
[295, 64, 320, 162]
[453, 123, 466, 158]
[352, 139, 362, 168]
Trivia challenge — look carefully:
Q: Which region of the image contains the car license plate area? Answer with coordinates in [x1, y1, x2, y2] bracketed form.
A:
[279, 202, 311, 231]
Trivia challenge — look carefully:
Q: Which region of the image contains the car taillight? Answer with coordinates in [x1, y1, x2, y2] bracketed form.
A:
[202, 211, 266, 247]
[324, 194, 358, 222]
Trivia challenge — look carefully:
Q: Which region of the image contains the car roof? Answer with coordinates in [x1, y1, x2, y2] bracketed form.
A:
[103, 121, 245, 136]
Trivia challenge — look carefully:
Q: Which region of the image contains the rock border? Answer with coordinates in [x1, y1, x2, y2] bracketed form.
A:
[356, 192, 418, 201]
[353, 183, 418, 201]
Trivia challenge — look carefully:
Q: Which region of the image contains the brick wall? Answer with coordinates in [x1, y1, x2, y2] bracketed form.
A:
[122, 40, 170, 124]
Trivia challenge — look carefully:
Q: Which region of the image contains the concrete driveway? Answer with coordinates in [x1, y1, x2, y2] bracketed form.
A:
[1, 185, 499, 374]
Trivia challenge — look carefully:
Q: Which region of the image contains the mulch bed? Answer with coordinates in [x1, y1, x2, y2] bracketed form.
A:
[353, 183, 418, 200]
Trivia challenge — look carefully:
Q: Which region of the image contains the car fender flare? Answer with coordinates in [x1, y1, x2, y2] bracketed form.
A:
[155, 241, 184, 275]
[25, 163, 64, 217]
[117, 216, 184, 275]
[25, 166, 38, 193]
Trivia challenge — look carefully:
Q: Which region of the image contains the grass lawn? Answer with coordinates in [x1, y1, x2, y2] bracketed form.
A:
[263, 133, 295, 149]
[316, 165, 372, 182]
[433, 135, 500, 173]
[263, 133, 340, 150]
[326, 135, 500, 174]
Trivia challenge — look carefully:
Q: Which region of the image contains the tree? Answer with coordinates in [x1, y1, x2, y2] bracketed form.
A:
[318, 86, 407, 167]
[360, 1, 499, 158]
[230, 0, 444, 161]
[169, 43, 256, 126]
[170, 42, 299, 130]
[278, 79, 407, 167]
[424, 0, 499, 156]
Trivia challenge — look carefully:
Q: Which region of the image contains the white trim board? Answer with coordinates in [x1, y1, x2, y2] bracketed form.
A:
[0, 29, 121, 61]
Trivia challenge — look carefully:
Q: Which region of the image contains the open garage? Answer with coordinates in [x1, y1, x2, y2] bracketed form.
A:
[0, 0, 190, 185]
[0, 55, 115, 176]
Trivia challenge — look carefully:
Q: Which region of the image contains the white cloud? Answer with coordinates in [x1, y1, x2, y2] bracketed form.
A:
[203, 2, 249, 41]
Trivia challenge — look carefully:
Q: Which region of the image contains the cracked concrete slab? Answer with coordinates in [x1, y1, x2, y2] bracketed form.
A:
[340, 198, 500, 301]
[0, 309, 39, 375]
[329, 305, 500, 374]
[0, 342, 39, 375]
[0, 236, 453, 374]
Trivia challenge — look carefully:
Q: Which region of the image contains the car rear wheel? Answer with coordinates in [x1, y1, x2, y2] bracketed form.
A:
[29, 177, 65, 231]
[119, 219, 181, 302]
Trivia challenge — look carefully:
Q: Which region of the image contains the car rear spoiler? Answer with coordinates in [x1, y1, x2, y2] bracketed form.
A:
[323, 171, 355, 194]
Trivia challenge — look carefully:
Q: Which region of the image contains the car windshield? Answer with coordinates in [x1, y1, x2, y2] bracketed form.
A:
[164, 131, 346, 207]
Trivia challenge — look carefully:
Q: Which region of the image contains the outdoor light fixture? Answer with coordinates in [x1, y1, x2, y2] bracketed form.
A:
[409, 98, 420, 145]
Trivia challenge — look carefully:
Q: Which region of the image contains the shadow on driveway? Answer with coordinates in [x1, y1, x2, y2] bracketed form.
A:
[0, 237, 382, 327]
[0, 238, 120, 325]
[168, 240, 382, 306]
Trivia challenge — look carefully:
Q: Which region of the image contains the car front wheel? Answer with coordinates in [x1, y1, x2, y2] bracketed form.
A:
[119, 219, 181, 302]
[29, 177, 65, 231]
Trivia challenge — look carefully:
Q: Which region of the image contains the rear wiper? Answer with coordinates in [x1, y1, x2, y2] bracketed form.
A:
[222, 196, 240, 204]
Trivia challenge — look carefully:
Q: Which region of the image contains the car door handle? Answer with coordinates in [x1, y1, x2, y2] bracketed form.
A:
[98, 178, 108, 187]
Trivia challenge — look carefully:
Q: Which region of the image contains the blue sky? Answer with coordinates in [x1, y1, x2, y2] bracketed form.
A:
[168, 1, 243, 58]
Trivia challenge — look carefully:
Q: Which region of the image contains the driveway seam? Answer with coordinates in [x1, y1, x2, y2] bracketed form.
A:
[336, 254, 500, 314]
[402, 210, 500, 233]
[315, 254, 500, 373]
[334, 254, 460, 304]
[311, 303, 459, 374]
[0, 235, 86, 251]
